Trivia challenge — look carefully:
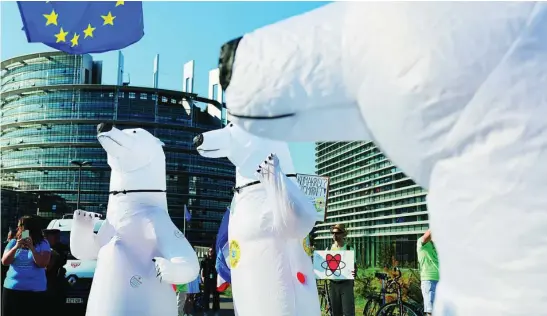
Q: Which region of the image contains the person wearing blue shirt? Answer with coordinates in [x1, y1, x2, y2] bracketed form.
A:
[1, 215, 51, 316]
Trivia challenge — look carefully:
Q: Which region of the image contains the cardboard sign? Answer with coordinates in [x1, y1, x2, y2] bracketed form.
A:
[296, 173, 330, 222]
[313, 250, 355, 280]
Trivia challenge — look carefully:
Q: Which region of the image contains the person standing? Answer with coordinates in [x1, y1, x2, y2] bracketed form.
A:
[1, 215, 51, 316]
[200, 247, 220, 316]
[417, 229, 440, 316]
[185, 274, 201, 316]
[327, 224, 357, 316]
[175, 283, 188, 316]
[1, 230, 15, 290]
[43, 229, 68, 314]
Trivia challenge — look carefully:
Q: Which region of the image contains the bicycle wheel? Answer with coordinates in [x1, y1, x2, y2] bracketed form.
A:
[376, 302, 421, 316]
[363, 297, 382, 316]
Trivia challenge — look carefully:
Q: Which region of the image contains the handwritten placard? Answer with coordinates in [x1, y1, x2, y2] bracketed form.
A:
[313, 250, 355, 280]
[296, 174, 330, 222]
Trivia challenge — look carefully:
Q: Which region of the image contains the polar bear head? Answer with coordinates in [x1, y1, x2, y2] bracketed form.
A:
[217, 2, 370, 142]
[194, 122, 295, 185]
[97, 123, 167, 192]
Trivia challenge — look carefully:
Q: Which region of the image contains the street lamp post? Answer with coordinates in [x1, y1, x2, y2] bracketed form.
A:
[70, 160, 92, 210]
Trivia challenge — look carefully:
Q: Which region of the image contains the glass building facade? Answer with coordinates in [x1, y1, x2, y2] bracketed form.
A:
[313, 141, 429, 268]
[1, 52, 234, 246]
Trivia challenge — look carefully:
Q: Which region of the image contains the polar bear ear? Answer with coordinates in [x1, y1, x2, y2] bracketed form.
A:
[157, 139, 165, 147]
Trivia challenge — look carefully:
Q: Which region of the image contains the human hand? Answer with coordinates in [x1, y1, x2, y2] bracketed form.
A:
[25, 237, 34, 251]
[15, 238, 25, 249]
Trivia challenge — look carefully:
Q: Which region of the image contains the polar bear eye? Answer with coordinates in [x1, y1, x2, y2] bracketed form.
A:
[133, 131, 136, 133]
[229, 123, 233, 127]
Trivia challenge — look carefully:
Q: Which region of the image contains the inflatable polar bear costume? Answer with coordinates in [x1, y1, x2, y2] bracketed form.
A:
[70, 123, 199, 316]
[218, 2, 547, 316]
[194, 122, 321, 316]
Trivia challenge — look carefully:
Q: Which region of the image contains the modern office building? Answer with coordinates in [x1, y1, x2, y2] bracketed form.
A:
[313, 141, 429, 268]
[0, 51, 234, 246]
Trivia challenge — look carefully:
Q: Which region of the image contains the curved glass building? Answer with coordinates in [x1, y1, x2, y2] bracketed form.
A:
[1, 52, 234, 246]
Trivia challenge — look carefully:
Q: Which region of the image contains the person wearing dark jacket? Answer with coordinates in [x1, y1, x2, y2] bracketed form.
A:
[200, 247, 220, 315]
[43, 229, 68, 313]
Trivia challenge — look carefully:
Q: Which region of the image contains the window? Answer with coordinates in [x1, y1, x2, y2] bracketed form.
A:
[212, 84, 218, 101]
[140, 93, 147, 100]
[129, 92, 136, 99]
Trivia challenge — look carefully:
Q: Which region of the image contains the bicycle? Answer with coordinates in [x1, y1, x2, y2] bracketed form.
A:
[317, 279, 333, 316]
[362, 272, 390, 316]
[376, 267, 421, 316]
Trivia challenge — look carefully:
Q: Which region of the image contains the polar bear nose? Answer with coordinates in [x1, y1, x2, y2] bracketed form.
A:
[193, 134, 204, 147]
[219, 36, 242, 91]
[97, 122, 113, 134]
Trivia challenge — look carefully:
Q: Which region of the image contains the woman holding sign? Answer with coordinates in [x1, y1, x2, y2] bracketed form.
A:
[326, 224, 357, 316]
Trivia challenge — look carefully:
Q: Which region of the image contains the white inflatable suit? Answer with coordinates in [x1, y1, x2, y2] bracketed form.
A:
[195, 123, 321, 316]
[70, 123, 200, 316]
[217, 2, 547, 316]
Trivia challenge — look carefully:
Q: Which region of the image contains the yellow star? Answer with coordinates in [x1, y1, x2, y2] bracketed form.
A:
[70, 33, 80, 47]
[43, 9, 58, 26]
[115, 1, 124, 7]
[101, 12, 116, 26]
[54, 27, 68, 43]
[83, 24, 95, 38]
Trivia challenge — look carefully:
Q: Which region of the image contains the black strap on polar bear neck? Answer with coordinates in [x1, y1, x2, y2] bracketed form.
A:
[232, 174, 297, 194]
[109, 189, 166, 196]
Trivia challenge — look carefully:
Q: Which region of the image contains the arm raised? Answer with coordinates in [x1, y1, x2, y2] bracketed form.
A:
[70, 210, 101, 260]
[257, 153, 317, 239]
[151, 213, 200, 285]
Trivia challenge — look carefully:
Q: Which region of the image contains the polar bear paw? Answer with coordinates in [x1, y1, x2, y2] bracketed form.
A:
[153, 257, 176, 283]
[73, 210, 98, 231]
[257, 153, 280, 183]
[153, 257, 172, 283]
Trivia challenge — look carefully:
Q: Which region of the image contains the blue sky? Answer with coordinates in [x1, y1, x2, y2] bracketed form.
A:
[1, 1, 327, 174]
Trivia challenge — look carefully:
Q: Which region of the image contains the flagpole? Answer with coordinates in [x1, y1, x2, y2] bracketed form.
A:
[183, 209, 186, 236]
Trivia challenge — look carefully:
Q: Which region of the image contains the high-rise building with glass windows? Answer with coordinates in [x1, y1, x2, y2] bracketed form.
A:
[313, 141, 429, 267]
[0, 51, 234, 246]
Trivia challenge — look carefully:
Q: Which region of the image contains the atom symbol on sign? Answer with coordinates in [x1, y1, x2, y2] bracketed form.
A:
[321, 253, 346, 277]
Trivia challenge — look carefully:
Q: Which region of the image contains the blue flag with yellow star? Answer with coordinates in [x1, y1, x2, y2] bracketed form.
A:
[17, 1, 144, 54]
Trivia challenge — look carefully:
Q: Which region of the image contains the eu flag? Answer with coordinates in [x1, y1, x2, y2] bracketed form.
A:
[17, 1, 144, 54]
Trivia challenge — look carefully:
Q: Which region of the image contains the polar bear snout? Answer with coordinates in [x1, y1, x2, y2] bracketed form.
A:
[219, 36, 243, 91]
[97, 122, 113, 134]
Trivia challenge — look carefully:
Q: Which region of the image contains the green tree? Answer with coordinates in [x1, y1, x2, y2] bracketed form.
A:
[376, 241, 397, 268]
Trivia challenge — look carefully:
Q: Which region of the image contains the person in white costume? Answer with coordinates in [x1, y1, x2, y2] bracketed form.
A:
[194, 123, 321, 316]
[70, 123, 200, 316]
[217, 2, 547, 316]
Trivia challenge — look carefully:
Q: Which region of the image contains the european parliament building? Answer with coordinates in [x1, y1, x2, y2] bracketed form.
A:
[313, 142, 429, 268]
[0, 51, 234, 246]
